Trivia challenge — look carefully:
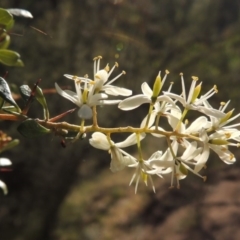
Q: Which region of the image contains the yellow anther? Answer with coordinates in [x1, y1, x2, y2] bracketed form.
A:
[180, 72, 183, 76]
[203, 176, 207, 182]
[122, 70, 126, 75]
[220, 102, 226, 106]
[191, 76, 199, 81]
[104, 64, 110, 72]
[72, 76, 79, 81]
[115, 62, 119, 67]
[213, 85, 218, 93]
[225, 133, 231, 138]
[93, 55, 102, 61]
[165, 69, 170, 74]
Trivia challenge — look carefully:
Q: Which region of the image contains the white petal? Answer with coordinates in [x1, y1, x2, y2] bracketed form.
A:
[164, 92, 186, 106]
[197, 106, 226, 118]
[210, 145, 236, 164]
[103, 85, 132, 96]
[89, 93, 108, 106]
[89, 132, 111, 150]
[95, 69, 108, 83]
[55, 83, 81, 107]
[140, 112, 157, 128]
[118, 95, 151, 110]
[78, 105, 92, 119]
[185, 116, 208, 134]
[115, 133, 146, 148]
[141, 82, 152, 97]
[0, 158, 12, 166]
[110, 147, 126, 172]
[100, 99, 121, 105]
[194, 145, 210, 172]
[0, 180, 8, 195]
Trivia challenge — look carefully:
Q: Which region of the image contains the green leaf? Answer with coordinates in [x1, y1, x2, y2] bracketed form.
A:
[0, 49, 24, 66]
[0, 77, 20, 111]
[19, 85, 32, 102]
[0, 8, 14, 29]
[7, 9, 33, 19]
[0, 34, 10, 49]
[17, 119, 51, 138]
[36, 86, 49, 120]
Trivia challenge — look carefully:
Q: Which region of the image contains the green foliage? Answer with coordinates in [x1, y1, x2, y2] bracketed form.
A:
[0, 77, 20, 111]
[0, 49, 24, 66]
[0, 8, 31, 66]
[17, 119, 51, 138]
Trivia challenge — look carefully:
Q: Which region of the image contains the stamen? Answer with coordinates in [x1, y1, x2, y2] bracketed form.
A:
[180, 73, 186, 101]
[107, 62, 118, 78]
[104, 64, 110, 72]
[191, 76, 199, 81]
[106, 71, 126, 85]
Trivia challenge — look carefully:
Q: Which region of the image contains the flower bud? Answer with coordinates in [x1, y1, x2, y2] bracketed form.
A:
[151, 72, 161, 102]
[209, 139, 229, 145]
[191, 82, 202, 103]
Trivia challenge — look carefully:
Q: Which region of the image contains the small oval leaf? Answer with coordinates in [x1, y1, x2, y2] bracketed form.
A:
[19, 85, 32, 102]
[0, 49, 23, 66]
[7, 9, 33, 19]
[0, 77, 20, 111]
[0, 34, 10, 49]
[17, 119, 51, 138]
[0, 8, 13, 28]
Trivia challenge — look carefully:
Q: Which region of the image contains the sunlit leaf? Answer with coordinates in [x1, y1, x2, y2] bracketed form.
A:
[0, 49, 24, 66]
[19, 85, 32, 102]
[7, 9, 33, 19]
[0, 77, 20, 111]
[17, 119, 51, 138]
[0, 8, 14, 29]
[0, 34, 10, 49]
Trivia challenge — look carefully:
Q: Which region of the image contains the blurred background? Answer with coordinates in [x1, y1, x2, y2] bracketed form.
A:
[1, 0, 240, 239]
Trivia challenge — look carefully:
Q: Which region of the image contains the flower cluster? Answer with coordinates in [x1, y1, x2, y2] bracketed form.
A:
[55, 57, 240, 193]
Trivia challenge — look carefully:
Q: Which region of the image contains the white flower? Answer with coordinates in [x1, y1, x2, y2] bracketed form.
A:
[65, 56, 132, 97]
[89, 132, 145, 172]
[55, 75, 121, 119]
[0, 157, 12, 195]
[119, 71, 172, 111]
[199, 128, 237, 165]
[164, 74, 225, 118]
[147, 140, 206, 188]
[140, 82, 178, 128]
[128, 151, 167, 193]
[203, 100, 240, 130]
